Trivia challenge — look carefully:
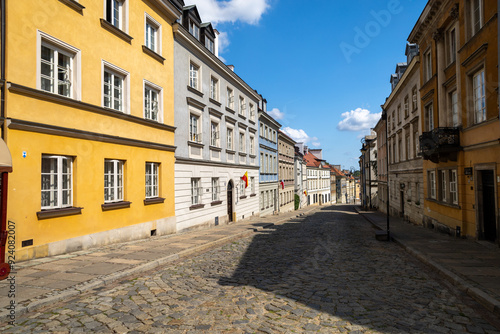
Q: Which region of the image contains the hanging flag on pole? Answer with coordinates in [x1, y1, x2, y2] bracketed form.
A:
[241, 171, 248, 188]
[304, 190, 307, 196]
[280, 180, 284, 189]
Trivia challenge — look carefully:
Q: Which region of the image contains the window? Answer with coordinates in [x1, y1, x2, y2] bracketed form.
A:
[145, 162, 159, 198]
[212, 178, 219, 201]
[240, 179, 245, 197]
[250, 136, 255, 155]
[210, 77, 218, 101]
[397, 104, 401, 124]
[190, 114, 200, 142]
[227, 88, 234, 109]
[404, 96, 409, 118]
[425, 104, 434, 131]
[449, 90, 459, 127]
[40, 44, 72, 97]
[260, 153, 264, 173]
[473, 69, 486, 124]
[104, 159, 124, 203]
[447, 28, 456, 64]
[205, 38, 214, 53]
[251, 177, 255, 194]
[249, 103, 255, 120]
[424, 49, 432, 82]
[189, 62, 199, 90]
[145, 15, 160, 53]
[144, 83, 160, 122]
[189, 20, 200, 40]
[450, 170, 458, 204]
[191, 178, 201, 205]
[440, 170, 447, 202]
[210, 122, 219, 147]
[405, 133, 410, 161]
[428, 170, 436, 199]
[471, 0, 483, 36]
[239, 132, 245, 152]
[227, 128, 233, 150]
[391, 111, 395, 129]
[412, 86, 418, 111]
[105, 0, 127, 30]
[103, 62, 129, 113]
[41, 155, 73, 209]
[239, 96, 246, 116]
[413, 126, 419, 158]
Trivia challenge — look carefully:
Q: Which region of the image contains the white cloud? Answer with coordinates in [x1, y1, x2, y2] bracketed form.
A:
[282, 127, 320, 147]
[337, 108, 381, 132]
[184, 0, 270, 25]
[268, 108, 285, 120]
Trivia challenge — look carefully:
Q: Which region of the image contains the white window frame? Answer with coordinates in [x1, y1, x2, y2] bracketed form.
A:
[41, 155, 73, 210]
[189, 113, 201, 143]
[227, 87, 234, 110]
[144, 13, 161, 54]
[472, 69, 486, 124]
[212, 177, 219, 201]
[424, 49, 432, 82]
[239, 96, 246, 116]
[104, 0, 128, 32]
[205, 38, 214, 53]
[440, 170, 447, 202]
[471, 0, 483, 36]
[210, 121, 220, 147]
[189, 19, 200, 40]
[425, 103, 434, 131]
[210, 76, 219, 101]
[37, 31, 81, 100]
[144, 80, 162, 122]
[250, 135, 255, 155]
[104, 159, 124, 203]
[189, 61, 200, 91]
[227, 127, 234, 150]
[102, 61, 129, 113]
[191, 178, 202, 205]
[428, 170, 436, 199]
[447, 27, 456, 64]
[251, 177, 255, 194]
[249, 103, 256, 121]
[239, 131, 245, 153]
[450, 169, 458, 204]
[145, 162, 159, 199]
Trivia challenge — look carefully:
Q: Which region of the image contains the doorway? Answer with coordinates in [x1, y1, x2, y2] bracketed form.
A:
[477, 170, 497, 242]
[227, 180, 233, 222]
[400, 191, 405, 218]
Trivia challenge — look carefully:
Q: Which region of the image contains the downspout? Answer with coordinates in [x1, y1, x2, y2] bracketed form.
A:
[0, 0, 10, 280]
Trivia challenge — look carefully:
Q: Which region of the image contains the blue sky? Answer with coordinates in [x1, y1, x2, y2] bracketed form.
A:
[185, 0, 428, 170]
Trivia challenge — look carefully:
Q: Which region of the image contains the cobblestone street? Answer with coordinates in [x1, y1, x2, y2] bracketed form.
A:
[2, 205, 500, 333]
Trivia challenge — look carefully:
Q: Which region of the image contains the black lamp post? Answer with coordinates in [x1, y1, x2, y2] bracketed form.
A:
[381, 109, 390, 240]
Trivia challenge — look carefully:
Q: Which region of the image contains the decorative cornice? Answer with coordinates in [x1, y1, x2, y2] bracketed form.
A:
[450, 3, 459, 20]
[100, 19, 133, 44]
[8, 118, 176, 152]
[142, 45, 165, 64]
[433, 28, 444, 42]
[461, 43, 488, 67]
[186, 96, 206, 110]
[225, 115, 237, 124]
[175, 156, 260, 169]
[208, 108, 223, 118]
[187, 85, 204, 98]
[59, 0, 85, 12]
[7, 83, 176, 132]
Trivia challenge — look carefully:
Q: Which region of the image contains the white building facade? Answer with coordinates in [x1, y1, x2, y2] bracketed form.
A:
[173, 5, 260, 231]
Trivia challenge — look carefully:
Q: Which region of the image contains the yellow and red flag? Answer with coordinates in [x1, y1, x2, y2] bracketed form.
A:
[241, 171, 248, 188]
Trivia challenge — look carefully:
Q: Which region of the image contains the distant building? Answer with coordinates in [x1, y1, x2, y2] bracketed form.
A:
[360, 134, 378, 209]
[304, 149, 330, 205]
[278, 131, 296, 212]
[294, 145, 308, 208]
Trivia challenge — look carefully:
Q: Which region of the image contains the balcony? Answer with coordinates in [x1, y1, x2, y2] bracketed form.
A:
[419, 127, 460, 163]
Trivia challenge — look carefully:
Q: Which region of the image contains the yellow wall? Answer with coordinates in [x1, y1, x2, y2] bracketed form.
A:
[4, 0, 178, 259]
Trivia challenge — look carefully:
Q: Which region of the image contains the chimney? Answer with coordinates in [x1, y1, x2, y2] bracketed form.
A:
[227, 65, 234, 71]
[214, 28, 220, 58]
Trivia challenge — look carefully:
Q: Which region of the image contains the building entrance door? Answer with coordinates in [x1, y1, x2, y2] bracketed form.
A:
[400, 191, 405, 218]
[478, 170, 496, 242]
[227, 180, 233, 222]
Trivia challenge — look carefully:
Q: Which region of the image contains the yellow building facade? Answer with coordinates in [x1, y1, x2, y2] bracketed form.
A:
[2, 0, 182, 261]
[409, 0, 499, 242]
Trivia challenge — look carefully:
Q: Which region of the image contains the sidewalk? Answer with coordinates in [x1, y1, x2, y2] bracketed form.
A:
[0, 206, 318, 322]
[355, 206, 500, 317]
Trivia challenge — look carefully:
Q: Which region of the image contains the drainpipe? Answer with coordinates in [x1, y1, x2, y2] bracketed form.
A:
[0, 0, 10, 280]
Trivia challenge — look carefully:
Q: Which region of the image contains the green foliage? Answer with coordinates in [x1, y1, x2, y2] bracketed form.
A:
[294, 194, 300, 210]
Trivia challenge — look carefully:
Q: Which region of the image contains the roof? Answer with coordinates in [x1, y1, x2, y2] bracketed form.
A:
[303, 151, 321, 168]
[278, 130, 296, 144]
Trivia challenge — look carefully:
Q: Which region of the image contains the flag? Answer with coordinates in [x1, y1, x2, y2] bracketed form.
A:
[241, 171, 248, 188]
[281, 180, 284, 189]
[304, 190, 307, 196]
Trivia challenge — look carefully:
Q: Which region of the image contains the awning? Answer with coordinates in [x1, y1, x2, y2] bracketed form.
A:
[0, 139, 12, 173]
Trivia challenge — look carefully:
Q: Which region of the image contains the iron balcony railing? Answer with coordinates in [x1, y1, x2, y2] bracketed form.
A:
[419, 127, 460, 162]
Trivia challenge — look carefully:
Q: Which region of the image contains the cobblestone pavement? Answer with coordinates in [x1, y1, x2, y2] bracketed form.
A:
[2, 205, 500, 333]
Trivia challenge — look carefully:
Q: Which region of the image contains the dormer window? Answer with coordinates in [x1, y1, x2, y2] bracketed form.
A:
[205, 38, 214, 53]
[189, 20, 199, 40]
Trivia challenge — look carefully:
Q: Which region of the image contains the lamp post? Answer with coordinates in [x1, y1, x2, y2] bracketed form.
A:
[381, 109, 390, 240]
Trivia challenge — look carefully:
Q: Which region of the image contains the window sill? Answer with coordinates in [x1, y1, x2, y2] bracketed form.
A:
[142, 45, 165, 64]
[190, 204, 205, 210]
[59, 0, 85, 12]
[249, 154, 256, 158]
[211, 200, 223, 206]
[100, 19, 133, 44]
[101, 201, 131, 211]
[188, 140, 204, 148]
[37, 207, 83, 220]
[425, 198, 461, 209]
[239, 195, 247, 199]
[250, 193, 257, 197]
[187, 85, 204, 98]
[210, 145, 222, 152]
[225, 107, 235, 114]
[226, 149, 236, 154]
[239, 152, 247, 157]
[209, 98, 221, 107]
[144, 197, 165, 205]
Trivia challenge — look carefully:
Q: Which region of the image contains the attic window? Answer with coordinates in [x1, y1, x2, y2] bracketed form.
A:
[205, 38, 214, 53]
[189, 20, 200, 40]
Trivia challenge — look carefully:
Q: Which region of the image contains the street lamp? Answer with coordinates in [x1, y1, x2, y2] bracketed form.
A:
[381, 109, 390, 241]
